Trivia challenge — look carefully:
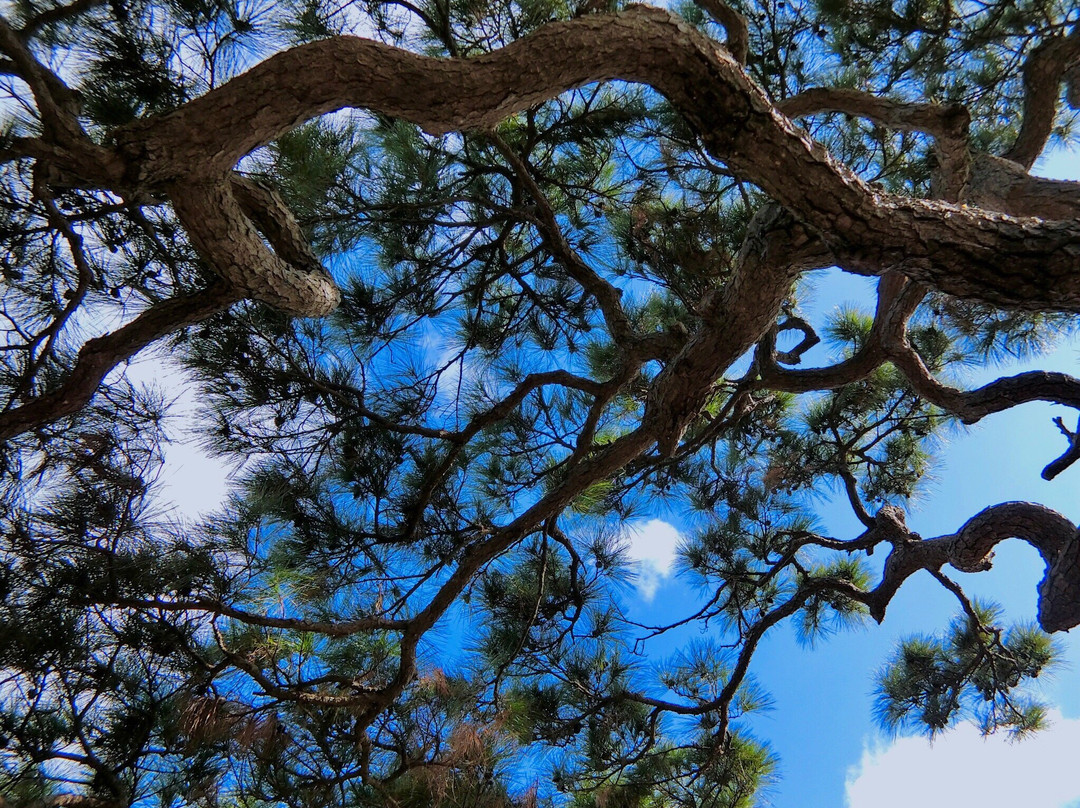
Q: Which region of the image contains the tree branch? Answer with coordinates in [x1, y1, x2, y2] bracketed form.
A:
[770, 316, 819, 365]
[779, 88, 970, 199]
[756, 272, 924, 393]
[98, 6, 1080, 315]
[488, 134, 644, 351]
[966, 152, 1080, 220]
[861, 503, 1080, 633]
[169, 178, 340, 316]
[1004, 24, 1080, 170]
[888, 337, 1080, 478]
[1044, 416, 1080, 481]
[0, 283, 241, 441]
[693, 0, 749, 65]
[645, 204, 833, 455]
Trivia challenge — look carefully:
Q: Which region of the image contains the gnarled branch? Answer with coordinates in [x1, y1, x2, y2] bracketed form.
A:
[861, 503, 1080, 633]
[1005, 23, 1080, 170]
[169, 179, 340, 316]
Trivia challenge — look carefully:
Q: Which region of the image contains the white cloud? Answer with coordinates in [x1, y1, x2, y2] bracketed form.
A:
[845, 711, 1080, 808]
[623, 519, 681, 601]
[126, 352, 232, 518]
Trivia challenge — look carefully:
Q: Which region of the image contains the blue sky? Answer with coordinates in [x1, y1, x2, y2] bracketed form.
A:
[146, 145, 1080, 807]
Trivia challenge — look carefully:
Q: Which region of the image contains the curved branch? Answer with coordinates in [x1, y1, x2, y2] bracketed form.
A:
[1044, 416, 1080, 481]
[771, 316, 819, 365]
[862, 503, 1080, 633]
[104, 6, 1080, 314]
[893, 355, 1080, 425]
[778, 88, 970, 200]
[756, 272, 924, 393]
[889, 339, 1080, 478]
[0, 282, 241, 441]
[1004, 24, 1080, 170]
[169, 179, 341, 316]
[693, 0, 749, 65]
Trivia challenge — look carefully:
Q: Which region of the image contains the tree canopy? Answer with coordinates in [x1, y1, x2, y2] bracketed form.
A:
[1, 0, 1079, 805]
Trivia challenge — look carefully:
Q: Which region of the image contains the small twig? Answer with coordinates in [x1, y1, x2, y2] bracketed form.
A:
[1043, 414, 1080, 480]
[772, 316, 819, 365]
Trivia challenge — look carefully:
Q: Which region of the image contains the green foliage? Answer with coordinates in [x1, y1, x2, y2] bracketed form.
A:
[0, 0, 1076, 805]
[876, 602, 1059, 739]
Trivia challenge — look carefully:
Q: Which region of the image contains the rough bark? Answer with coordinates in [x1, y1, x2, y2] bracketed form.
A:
[62, 7, 1080, 314]
[169, 177, 340, 316]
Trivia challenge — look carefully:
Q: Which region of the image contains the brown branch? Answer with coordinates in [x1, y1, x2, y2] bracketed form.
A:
[888, 336, 1080, 479]
[861, 503, 1080, 633]
[1043, 415, 1080, 481]
[778, 89, 967, 134]
[0, 15, 80, 136]
[1004, 24, 1080, 170]
[645, 204, 833, 456]
[693, 0, 749, 65]
[0, 16, 122, 190]
[757, 272, 924, 393]
[168, 179, 340, 316]
[771, 316, 819, 365]
[890, 343, 1080, 423]
[966, 152, 1080, 220]
[0, 282, 241, 441]
[778, 87, 971, 201]
[96, 7, 1080, 314]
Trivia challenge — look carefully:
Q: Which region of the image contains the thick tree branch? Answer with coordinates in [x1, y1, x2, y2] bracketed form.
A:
[892, 352, 1080, 425]
[693, 0, 749, 65]
[1004, 24, 1080, 170]
[888, 337, 1080, 478]
[966, 152, 1080, 220]
[0, 283, 241, 441]
[96, 6, 1080, 314]
[779, 88, 971, 200]
[645, 204, 833, 455]
[862, 503, 1080, 633]
[169, 179, 340, 316]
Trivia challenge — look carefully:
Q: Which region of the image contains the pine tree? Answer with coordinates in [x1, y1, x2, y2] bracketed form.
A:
[1, 0, 1079, 805]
